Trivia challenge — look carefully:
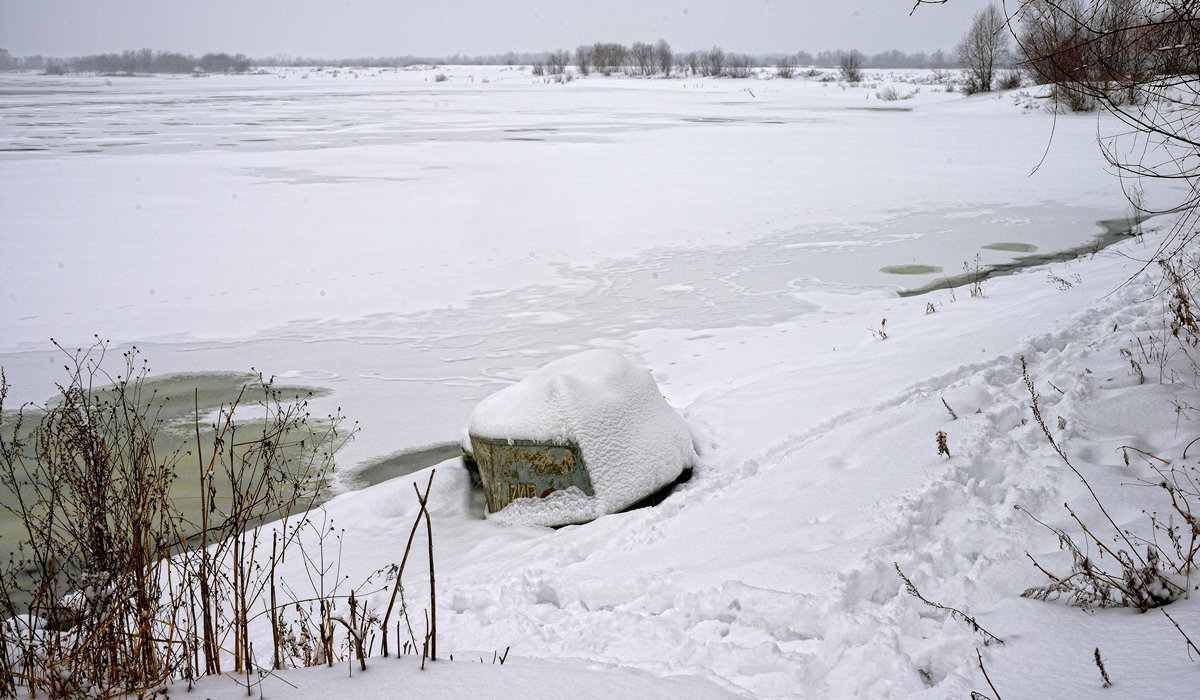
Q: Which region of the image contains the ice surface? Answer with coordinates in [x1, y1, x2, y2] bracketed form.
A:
[469, 349, 696, 526]
[0, 66, 1168, 470]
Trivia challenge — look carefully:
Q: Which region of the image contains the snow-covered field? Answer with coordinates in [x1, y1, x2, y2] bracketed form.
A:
[2, 65, 1198, 697]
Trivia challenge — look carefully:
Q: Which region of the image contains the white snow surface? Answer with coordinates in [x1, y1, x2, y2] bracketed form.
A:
[2, 67, 1199, 698]
[469, 348, 697, 525]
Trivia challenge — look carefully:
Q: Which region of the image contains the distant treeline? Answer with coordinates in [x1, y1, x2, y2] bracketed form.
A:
[257, 46, 957, 70]
[0, 43, 956, 75]
[0, 48, 251, 74]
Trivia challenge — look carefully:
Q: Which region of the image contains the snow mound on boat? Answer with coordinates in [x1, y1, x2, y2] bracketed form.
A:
[468, 349, 696, 526]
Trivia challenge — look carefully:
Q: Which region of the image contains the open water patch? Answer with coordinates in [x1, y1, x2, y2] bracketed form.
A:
[880, 264, 943, 275]
[344, 442, 464, 490]
[983, 242, 1038, 253]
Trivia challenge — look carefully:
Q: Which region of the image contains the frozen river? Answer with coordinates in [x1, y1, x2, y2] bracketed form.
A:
[0, 66, 1156, 478]
[7, 65, 1200, 699]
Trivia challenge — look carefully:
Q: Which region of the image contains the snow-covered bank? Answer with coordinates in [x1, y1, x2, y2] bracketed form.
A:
[184, 223, 1200, 698]
[4, 67, 1199, 697]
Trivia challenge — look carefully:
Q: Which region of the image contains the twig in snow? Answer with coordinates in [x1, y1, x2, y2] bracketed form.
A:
[1022, 357, 1146, 567]
[1094, 647, 1112, 688]
[415, 474, 437, 661]
[1163, 608, 1200, 660]
[1182, 435, 1200, 459]
[1119, 445, 1171, 467]
[895, 563, 1004, 646]
[329, 616, 367, 671]
[976, 648, 1004, 700]
[380, 470, 436, 657]
[1025, 551, 1061, 582]
[942, 397, 958, 420]
[421, 610, 430, 670]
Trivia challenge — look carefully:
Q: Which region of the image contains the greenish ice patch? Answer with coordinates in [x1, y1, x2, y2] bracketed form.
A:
[345, 442, 464, 490]
[983, 242, 1039, 253]
[880, 264, 943, 275]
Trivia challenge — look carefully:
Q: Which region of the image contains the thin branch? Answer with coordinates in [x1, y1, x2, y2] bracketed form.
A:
[1023, 357, 1147, 567]
[380, 469, 435, 657]
[910, 0, 950, 16]
[1163, 608, 1200, 660]
[977, 648, 1005, 700]
[895, 563, 1005, 646]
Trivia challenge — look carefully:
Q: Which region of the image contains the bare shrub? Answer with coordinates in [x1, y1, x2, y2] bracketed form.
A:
[590, 42, 626, 76]
[964, 254, 985, 297]
[1017, 358, 1196, 612]
[956, 2, 1010, 93]
[546, 50, 570, 75]
[575, 45, 592, 76]
[839, 50, 864, 82]
[704, 45, 726, 77]
[1012, 0, 1187, 113]
[629, 42, 655, 76]
[655, 39, 673, 77]
[776, 53, 797, 79]
[876, 84, 919, 101]
[997, 68, 1023, 90]
[726, 54, 753, 79]
[1053, 83, 1098, 112]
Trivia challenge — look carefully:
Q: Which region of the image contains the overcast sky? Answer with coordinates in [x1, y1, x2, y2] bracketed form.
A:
[1, 0, 991, 59]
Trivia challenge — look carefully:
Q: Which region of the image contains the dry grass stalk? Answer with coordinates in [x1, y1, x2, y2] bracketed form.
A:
[1162, 608, 1200, 660]
[975, 648, 1003, 700]
[0, 340, 354, 696]
[1093, 647, 1112, 688]
[380, 470, 435, 657]
[936, 431, 951, 457]
[894, 563, 1004, 646]
[1019, 357, 1195, 612]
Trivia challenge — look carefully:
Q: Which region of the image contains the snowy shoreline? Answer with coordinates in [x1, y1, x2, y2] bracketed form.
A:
[186, 221, 1200, 698]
